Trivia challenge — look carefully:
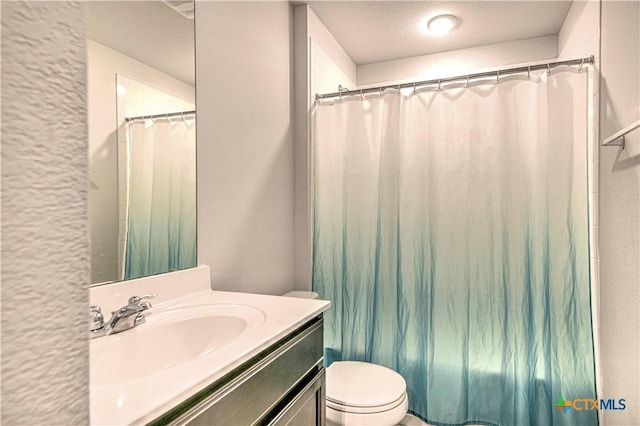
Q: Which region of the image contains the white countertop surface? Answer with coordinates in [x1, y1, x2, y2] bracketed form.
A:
[90, 288, 330, 425]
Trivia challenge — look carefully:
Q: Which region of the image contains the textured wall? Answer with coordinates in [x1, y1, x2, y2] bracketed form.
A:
[556, 1, 603, 414]
[1, 2, 90, 424]
[196, 2, 296, 295]
[599, 1, 640, 424]
[293, 5, 357, 292]
[357, 35, 558, 87]
[557, 0, 599, 60]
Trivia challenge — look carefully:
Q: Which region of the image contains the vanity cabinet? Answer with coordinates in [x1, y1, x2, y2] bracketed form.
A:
[150, 316, 326, 426]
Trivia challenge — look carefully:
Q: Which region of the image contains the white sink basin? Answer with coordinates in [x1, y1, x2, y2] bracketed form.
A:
[91, 304, 265, 385]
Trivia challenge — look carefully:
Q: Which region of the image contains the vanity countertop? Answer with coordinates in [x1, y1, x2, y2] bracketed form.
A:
[90, 288, 330, 425]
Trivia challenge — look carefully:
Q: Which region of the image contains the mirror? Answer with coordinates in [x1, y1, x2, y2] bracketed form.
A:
[88, 1, 196, 285]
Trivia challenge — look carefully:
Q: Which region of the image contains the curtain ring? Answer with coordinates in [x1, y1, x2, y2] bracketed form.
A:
[339, 91, 343, 103]
[527, 66, 531, 79]
[547, 63, 551, 75]
[360, 89, 364, 100]
[466, 75, 469, 87]
[379, 87, 383, 98]
[413, 82, 417, 94]
[496, 70, 500, 82]
[397, 85, 401, 95]
[579, 58, 584, 71]
[438, 79, 441, 90]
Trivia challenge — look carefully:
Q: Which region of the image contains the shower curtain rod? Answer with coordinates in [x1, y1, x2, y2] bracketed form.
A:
[316, 55, 594, 101]
[125, 110, 195, 122]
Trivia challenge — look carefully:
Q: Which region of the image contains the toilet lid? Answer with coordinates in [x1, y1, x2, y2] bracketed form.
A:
[326, 361, 406, 408]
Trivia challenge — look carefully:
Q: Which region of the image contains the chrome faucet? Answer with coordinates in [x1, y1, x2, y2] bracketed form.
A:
[89, 293, 157, 338]
[89, 305, 105, 338]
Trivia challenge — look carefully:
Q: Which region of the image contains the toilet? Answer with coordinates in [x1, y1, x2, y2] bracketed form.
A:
[282, 291, 427, 426]
[326, 361, 409, 425]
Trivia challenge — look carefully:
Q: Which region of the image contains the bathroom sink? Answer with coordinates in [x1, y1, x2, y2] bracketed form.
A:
[90, 304, 265, 385]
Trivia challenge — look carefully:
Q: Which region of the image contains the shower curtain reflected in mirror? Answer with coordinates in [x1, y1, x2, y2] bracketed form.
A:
[313, 70, 596, 425]
[124, 117, 196, 280]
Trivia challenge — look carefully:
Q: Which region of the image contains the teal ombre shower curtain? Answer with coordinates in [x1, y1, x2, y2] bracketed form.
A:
[312, 69, 596, 425]
[125, 118, 196, 279]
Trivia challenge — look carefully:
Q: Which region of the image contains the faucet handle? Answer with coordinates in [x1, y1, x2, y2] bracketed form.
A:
[128, 293, 158, 305]
[89, 305, 104, 332]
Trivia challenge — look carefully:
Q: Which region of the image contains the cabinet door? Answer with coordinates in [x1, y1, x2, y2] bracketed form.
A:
[156, 318, 324, 426]
[267, 368, 326, 426]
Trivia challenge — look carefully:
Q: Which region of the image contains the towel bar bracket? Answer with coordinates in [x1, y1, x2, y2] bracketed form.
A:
[601, 119, 639, 149]
[601, 136, 625, 149]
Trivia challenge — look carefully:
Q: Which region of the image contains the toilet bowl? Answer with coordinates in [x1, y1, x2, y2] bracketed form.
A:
[282, 292, 426, 426]
[326, 361, 409, 426]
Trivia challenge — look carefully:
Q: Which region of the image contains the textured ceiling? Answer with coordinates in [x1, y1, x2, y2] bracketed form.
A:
[307, 1, 573, 65]
[87, 1, 195, 86]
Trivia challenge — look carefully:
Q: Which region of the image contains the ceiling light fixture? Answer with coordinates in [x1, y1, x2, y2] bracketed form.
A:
[426, 14, 458, 36]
